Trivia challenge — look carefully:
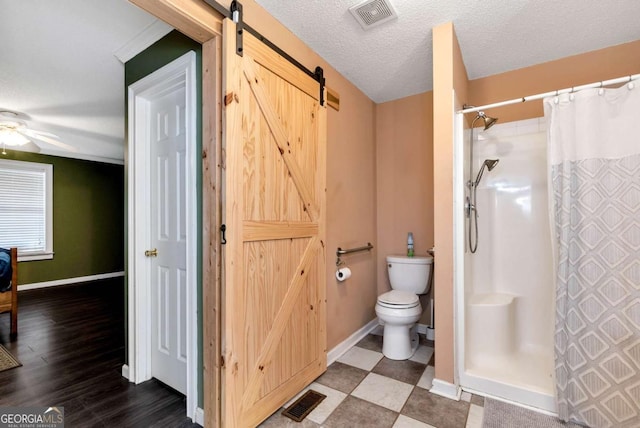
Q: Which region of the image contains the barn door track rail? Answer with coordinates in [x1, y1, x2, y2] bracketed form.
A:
[203, 0, 326, 105]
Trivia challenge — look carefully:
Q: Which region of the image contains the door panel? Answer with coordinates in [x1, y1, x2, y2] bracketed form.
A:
[150, 86, 188, 394]
[222, 19, 327, 427]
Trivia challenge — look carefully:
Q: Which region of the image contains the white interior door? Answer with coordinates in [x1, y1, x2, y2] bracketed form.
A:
[128, 51, 197, 418]
[149, 84, 187, 394]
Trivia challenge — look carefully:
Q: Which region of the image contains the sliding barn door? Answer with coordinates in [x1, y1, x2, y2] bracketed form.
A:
[222, 19, 327, 427]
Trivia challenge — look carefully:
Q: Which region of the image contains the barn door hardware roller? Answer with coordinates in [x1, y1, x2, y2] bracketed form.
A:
[230, 0, 244, 56]
[202, 0, 327, 105]
[314, 67, 325, 107]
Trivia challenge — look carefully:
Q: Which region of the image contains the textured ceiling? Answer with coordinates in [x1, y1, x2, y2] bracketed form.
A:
[3, 1, 640, 161]
[1, 0, 160, 162]
[255, 0, 640, 103]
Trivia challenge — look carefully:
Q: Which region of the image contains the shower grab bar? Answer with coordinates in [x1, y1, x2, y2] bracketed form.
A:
[337, 243, 374, 256]
[336, 243, 373, 266]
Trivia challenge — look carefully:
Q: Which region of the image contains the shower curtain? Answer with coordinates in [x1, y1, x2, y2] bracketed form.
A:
[545, 84, 640, 427]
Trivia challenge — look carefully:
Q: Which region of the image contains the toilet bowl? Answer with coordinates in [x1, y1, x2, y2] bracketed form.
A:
[376, 290, 422, 360]
[376, 255, 433, 360]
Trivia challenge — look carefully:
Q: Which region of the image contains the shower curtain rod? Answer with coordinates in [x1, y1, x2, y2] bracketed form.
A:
[459, 73, 640, 114]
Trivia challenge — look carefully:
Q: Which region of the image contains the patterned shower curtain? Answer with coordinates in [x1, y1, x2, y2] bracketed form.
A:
[545, 84, 640, 427]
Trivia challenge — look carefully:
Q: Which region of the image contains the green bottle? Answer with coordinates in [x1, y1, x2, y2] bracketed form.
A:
[407, 232, 414, 257]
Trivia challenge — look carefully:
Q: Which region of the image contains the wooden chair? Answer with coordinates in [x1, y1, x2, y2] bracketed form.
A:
[0, 248, 18, 339]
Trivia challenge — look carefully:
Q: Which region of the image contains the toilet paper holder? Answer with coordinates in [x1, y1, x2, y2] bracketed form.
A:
[336, 242, 374, 266]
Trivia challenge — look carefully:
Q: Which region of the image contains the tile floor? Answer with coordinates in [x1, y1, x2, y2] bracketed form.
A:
[260, 334, 485, 428]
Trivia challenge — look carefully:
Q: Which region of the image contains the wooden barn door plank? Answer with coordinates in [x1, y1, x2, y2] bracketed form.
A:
[221, 19, 327, 428]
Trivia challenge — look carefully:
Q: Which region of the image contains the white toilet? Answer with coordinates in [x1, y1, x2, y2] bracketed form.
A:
[375, 255, 433, 360]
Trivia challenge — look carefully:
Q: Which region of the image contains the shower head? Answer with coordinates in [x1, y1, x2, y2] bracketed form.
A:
[484, 158, 499, 171]
[474, 159, 500, 187]
[480, 113, 498, 130]
[464, 105, 499, 130]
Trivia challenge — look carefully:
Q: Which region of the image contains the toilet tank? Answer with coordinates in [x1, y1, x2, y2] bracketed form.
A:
[386, 255, 433, 294]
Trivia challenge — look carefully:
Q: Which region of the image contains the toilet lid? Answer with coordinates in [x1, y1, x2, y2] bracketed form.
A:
[377, 290, 419, 308]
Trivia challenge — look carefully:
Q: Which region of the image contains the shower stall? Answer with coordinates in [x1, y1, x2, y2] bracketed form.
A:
[455, 115, 556, 412]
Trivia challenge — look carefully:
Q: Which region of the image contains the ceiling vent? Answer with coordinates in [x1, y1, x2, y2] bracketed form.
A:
[349, 0, 398, 30]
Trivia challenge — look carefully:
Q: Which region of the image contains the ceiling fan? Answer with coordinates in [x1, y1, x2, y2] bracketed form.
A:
[0, 110, 76, 155]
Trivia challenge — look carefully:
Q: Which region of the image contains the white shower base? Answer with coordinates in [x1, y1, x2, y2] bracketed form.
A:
[462, 291, 556, 412]
[462, 347, 556, 413]
[467, 346, 553, 395]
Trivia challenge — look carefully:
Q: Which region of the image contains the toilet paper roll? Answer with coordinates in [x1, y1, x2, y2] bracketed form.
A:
[336, 267, 352, 282]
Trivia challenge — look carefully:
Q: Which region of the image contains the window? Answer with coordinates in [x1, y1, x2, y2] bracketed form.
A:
[0, 159, 53, 261]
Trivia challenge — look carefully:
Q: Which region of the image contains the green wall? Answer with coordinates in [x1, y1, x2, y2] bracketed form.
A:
[2, 151, 124, 284]
[125, 30, 204, 407]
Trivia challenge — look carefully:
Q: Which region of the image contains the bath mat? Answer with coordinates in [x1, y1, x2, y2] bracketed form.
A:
[482, 398, 582, 428]
[0, 344, 21, 372]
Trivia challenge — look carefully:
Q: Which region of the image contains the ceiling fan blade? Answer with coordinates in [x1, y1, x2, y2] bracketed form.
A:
[19, 129, 77, 152]
[21, 128, 60, 140]
[0, 110, 30, 121]
[22, 141, 41, 153]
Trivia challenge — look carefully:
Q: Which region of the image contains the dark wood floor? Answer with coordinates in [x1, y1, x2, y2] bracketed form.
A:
[0, 278, 199, 427]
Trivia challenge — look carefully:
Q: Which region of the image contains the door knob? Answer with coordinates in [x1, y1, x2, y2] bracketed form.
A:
[145, 248, 158, 257]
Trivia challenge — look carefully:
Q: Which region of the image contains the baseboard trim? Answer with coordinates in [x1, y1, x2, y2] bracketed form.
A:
[194, 407, 204, 426]
[121, 364, 130, 380]
[327, 318, 379, 365]
[18, 271, 125, 291]
[370, 323, 384, 336]
[430, 378, 462, 401]
[367, 322, 434, 339]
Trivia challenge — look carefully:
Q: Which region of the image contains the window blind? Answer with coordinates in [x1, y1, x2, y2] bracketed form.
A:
[0, 160, 52, 256]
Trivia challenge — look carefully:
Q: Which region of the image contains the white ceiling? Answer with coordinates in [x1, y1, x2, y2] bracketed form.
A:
[2, 1, 640, 162]
[255, 0, 640, 103]
[1, 0, 163, 163]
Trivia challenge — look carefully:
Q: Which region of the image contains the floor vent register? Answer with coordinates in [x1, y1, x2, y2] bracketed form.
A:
[281, 390, 326, 422]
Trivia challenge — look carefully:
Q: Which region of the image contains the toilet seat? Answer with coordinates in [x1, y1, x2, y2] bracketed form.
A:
[377, 290, 419, 309]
